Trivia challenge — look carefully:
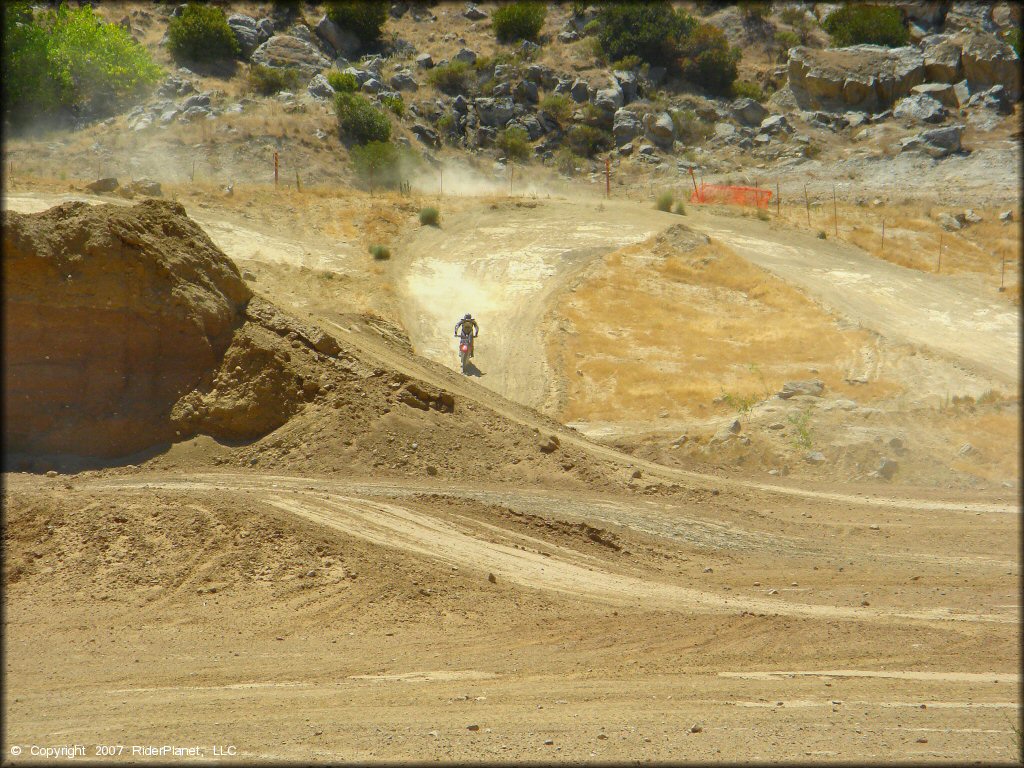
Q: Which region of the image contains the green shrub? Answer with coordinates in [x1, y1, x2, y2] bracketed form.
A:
[673, 200, 687, 215]
[539, 92, 573, 123]
[2, 2, 163, 123]
[327, 70, 358, 93]
[335, 92, 391, 144]
[325, 1, 388, 46]
[756, 208, 770, 221]
[779, 7, 807, 27]
[437, 111, 455, 134]
[426, 60, 473, 95]
[595, 2, 695, 70]
[678, 22, 741, 96]
[731, 79, 764, 101]
[655, 191, 674, 211]
[738, 1, 773, 21]
[380, 93, 405, 116]
[369, 244, 391, 260]
[774, 29, 800, 51]
[566, 124, 612, 157]
[1003, 28, 1021, 57]
[419, 206, 440, 226]
[167, 3, 239, 62]
[492, 2, 546, 43]
[582, 19, 601, 37]
[555, 147, 579, 174]
[497, 126, 531, 161]
[671, 109, 713, 144]
[610, 54, 643, 71]
[248, 64, 301, 95]
[350, 140, 419, 188]
[822, 4, 908, 48]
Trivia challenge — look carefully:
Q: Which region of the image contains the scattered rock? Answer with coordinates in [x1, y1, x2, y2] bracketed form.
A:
[910, 82, 958, 108]
[390, 69, 419, 91]
[463, 4, 488, 21]
[307, 73, 335, 100]
[415, 53, 434, 69]
[612, 108, 642, 146]
[86, 177, 119, 193]
[937, 212, 962, 230]
[778, 379, 824, 399]
[644, 111, 675, 149]
[252, 35, 331, 76]
[467, 724, 479, 731]
[893, 93, 947, 123]
[804, 451, 826, 464]
[731, 97, 768, 126]
[488, 572, 496, 583]
[690, 723, 703, 733]
[453, 48, 477, 65]
[539, 435, 560, 453]
[877, 457, 898, 479]
[999, 210, 1013, 222]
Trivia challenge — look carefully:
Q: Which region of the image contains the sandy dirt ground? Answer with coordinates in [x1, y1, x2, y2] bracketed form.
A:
[3, 188, 1020, 764]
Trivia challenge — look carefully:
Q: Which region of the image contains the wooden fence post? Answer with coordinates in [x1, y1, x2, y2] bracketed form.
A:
[833, 184, 838, 236]
[803, 183, 810, 227]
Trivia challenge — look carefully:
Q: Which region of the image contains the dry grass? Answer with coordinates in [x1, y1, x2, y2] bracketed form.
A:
[945, 407, 1020, 482]
[552, 234, 873, 423]
[779, 200, 1021, 293]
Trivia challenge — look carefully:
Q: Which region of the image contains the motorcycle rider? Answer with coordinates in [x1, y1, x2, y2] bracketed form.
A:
[454, 313, 479, 357]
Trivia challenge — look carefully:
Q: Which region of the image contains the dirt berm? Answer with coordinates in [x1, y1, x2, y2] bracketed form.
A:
[3, 200, 610, 487]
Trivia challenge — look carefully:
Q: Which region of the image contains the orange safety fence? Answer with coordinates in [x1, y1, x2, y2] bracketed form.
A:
[690, 183, 773, 209]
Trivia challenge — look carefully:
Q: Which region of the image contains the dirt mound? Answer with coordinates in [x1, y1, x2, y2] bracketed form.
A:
[3, 199, 251, 460]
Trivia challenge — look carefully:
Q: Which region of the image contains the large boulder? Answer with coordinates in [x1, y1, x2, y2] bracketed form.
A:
[788, 45, 926, 111]
[922, 34, 963, 82]
[960, 31, 1021, 101]
[730, 97, 768, 126]
[570, 78, 591, 103]
[644, 111, 675, 149]
[3, 201, 252, 459]
[252, 35, 332, 76]
[474, 97, 515, 128]
[910, 81, 958, 107]
[593, 84, 624, 113]
[227, 13, 267, 57]
[612, 70, 638, 103]
[315, 15, 360, 58]
[899, 123, 964, 157]
[893, 92, 947, 122]
[389, 69, 419, 91]
[307, 73, 335, 100]
[612, 108, 642, 146]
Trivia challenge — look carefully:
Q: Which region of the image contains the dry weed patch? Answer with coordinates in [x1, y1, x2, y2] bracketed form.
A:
[554, 236, 871, 422]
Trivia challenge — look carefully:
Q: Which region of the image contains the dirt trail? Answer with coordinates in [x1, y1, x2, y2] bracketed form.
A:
[687, 211, 1020, 386]
[394, 199, 671, 409]
[82, 475, 1017, 626]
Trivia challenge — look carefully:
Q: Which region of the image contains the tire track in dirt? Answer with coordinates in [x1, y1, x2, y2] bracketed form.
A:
[90, 477, 1015, 626]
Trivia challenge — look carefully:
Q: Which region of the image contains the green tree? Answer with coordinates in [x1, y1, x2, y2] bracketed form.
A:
[325, 1, 389, 46]
[822, 4, 908, 48]
[167, 3, 240, 62]
[492, 2, 547, 43]
[3, 2, 162, 123]
[595, 2, 695, 70]
[497, 126, 531, 161]
[350, 140, 418, 188]
[678, 22, 741, 96]
[335, 92, 391, 144]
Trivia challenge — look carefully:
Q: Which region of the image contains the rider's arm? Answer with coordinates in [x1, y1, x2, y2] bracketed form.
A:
[473, 320, 479, 337]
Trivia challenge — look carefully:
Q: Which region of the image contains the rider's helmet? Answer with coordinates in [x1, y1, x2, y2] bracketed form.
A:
[464, 313, 472, 320]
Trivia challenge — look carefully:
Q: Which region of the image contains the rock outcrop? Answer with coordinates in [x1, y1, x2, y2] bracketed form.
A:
[788, 45, 926, 112]
[251, 35, 332, 76]
[3, 201, 252, 458]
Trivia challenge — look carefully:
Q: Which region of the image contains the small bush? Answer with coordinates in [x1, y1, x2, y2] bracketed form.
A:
[555, 147, 579, 174]
[678, 22, 741, 96]
[817, 230, 827, 239]
[596, 2, 695, 70]
[327, 70, 358, 93]
[248, 64, 301, 95]
[419, 206, 440, 226]
[673, 200, 687, 215]
[167, 3, 239, 62]
[774, 29, 800, 52]
[655, 191, 674, 212]
[610, 54, 643, 71]
[427, 60, 473, 95]
[1003, 28, 1021, 57]
[539, 92, 573, 123]
[335, 92, 391, 144]
[380, 93, 405, 116]
[369, 244, 391, 260]
[671, 109, 713, 144]
[497, 126, 531, 162]
[492, 1, 546, 44]
[566, 124, 612, 157]
[779, 7, 808, 27]
[756, 208, 770, 221]
[731, 79, 764, 101]
[350, 140, 411, 187]
[325, 1, 389, 46]
[437, 111, 455, 134]
[738, 1, 773, 21]
[583, 19, 601, 37]
[822, 4, 908, 48]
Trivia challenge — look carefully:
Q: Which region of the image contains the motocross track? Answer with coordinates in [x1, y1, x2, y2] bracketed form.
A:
[3, 190, 1020, 763]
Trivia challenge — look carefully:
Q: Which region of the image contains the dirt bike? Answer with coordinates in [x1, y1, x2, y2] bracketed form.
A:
[457, 332, 474, 373]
